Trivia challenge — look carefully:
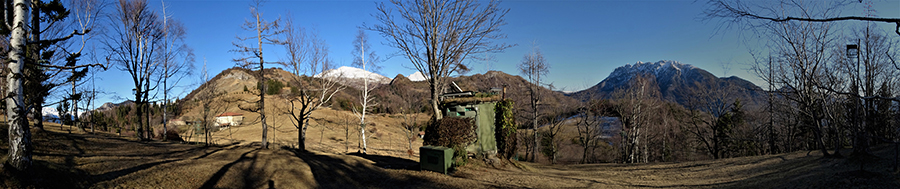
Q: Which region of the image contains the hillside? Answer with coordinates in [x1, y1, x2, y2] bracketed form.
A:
[371, 70, 581, 126]
[571, 60, 766, 107]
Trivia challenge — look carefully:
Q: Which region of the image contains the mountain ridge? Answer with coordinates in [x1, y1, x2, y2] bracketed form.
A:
[571, 60, 765, 107]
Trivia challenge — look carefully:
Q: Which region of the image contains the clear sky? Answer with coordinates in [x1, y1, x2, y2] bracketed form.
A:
[86, 0, 900, 106]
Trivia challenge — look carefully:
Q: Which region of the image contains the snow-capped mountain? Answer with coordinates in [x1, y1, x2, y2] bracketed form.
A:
[407, 71, 427, 82]
[42, 107, 59, 118]
[314, 66, 390, 89]
[571, 60, 764, 106]
[42, 105, 96, 122]
[315, 66, 390, 83]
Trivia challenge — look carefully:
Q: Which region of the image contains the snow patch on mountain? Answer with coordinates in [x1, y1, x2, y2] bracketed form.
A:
[314, 66, 390, 84]
[408, 71, 427, 82]
[42, 107, 59, 118]
[41, 106, 88, 121]
[607, 60, 698, 81]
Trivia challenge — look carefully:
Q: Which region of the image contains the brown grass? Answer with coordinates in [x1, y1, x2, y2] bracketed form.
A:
[2, 113, 900, 188]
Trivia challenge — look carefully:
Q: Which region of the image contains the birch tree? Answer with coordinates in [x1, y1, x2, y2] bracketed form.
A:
[232, 0, 283, 149]
[158, 0, 193, 141]
[351, 28, 379, 154]
[4, 0, 31, 171]
[3, 0, 104, 171]
[372, 0, 513, 123]
[615, 74, 661, 163]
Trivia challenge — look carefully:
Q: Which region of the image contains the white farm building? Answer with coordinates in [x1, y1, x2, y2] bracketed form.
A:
[215, 112, 244, 127]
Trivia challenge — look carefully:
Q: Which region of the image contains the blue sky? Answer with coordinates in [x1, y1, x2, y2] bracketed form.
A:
[87, 0, 900, 106]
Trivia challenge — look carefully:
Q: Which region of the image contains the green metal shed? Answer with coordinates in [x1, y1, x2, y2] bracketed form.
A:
[441, 93, 501, 155]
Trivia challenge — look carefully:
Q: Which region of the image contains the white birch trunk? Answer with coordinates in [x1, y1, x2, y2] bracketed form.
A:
[6, 0, 32, 171]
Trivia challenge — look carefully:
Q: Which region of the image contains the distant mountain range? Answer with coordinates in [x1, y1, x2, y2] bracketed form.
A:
[77, 61, 765, 123]
[570, 60, 765, 106]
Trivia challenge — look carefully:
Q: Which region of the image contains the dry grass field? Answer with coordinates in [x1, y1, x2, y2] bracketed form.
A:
[0, 116, 900, 188]
[2, 110, 900, 188]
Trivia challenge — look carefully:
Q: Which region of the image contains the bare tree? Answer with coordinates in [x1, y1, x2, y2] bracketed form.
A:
[157, 0, 194, 141]
[704, 0, 900, 36]
[575, 99, 608, 164]
[540, 104, 570, 164]
[518, 45, 549, 162]
[104, 0, 163, 140]
[284, 29, 343, 151]
[351, 28, 379, 154]
[372, 0, 513, 123]
[711, 0, 842, 157]
[399, 85, 423, 157]
[232, 0, 283, 149]
[280, 15, 307, 77]
[196, 60, 224, 146]
[685, 79, 740, 159]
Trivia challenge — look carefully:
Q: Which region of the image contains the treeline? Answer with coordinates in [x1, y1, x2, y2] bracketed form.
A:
[82, 101, 181, 137]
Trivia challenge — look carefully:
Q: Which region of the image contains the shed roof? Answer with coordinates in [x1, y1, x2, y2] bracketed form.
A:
[441, 95, 501, 105]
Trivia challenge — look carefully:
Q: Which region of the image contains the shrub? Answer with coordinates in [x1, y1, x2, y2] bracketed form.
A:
[423, 117, 476, 166]
[265, 80, 285, 95]
[290, 86, 299, 95]
[423, 117, 476, 148]
[494, 99, 517, 159]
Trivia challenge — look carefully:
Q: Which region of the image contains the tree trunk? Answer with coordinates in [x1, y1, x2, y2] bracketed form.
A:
[135, 99, 143, 140]
[34, 102, 44, 130]
[6, 0, 32, 171]
[28, 0, 42, 131]
[299, 118, 308, 151]
[361, 123, 367, 153]
[163, 76, 168, 141]
[257, 14, 268, 149]
[530, 87, 538, 162]
[429, 80, 442, 122]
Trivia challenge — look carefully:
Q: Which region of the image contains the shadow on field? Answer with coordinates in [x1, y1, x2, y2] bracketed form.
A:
[348, 152, 420, 171]
[285, 147, 452, 188]
[200, 148, 261, 189]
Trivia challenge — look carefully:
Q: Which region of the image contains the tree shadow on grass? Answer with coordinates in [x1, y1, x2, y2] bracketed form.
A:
[347, 152, 420, 171]
[199, 148, 260, 189]
[286, 147, 458, 189]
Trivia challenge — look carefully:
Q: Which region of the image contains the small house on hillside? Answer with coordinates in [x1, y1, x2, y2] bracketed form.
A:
[168, 119, 186, 126]
[215, 112, 243, 127]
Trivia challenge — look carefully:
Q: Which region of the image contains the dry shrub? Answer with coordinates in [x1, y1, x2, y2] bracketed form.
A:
[423, 117, 476, 148]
